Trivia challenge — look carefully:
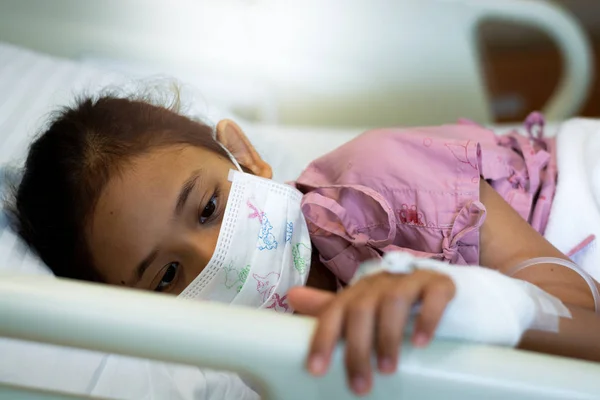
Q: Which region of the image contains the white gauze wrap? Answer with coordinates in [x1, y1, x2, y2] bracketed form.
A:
[351, 252, 572, 346]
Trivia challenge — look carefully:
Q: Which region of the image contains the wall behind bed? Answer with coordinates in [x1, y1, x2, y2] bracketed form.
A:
[0, 0, 497, 128]
[0, 0, 593, 127]
[481, 0, 600, 121]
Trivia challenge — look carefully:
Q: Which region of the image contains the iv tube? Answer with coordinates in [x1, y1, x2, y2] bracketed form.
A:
[506, 257, 600, 314]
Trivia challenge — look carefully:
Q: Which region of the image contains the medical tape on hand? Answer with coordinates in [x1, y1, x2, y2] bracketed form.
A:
[351, 252, 571, 335]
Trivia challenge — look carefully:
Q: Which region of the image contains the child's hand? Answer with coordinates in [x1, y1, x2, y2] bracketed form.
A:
[287, 270, 455, 396]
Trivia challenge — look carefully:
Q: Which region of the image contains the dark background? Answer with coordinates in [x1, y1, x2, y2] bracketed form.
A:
[481, 0, 600, 121]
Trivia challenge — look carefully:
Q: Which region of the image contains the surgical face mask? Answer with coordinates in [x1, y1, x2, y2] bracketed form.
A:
[178, 148, 312, 313]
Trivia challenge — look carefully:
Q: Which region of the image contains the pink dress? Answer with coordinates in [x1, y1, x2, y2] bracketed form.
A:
[292, 114, 556, 284]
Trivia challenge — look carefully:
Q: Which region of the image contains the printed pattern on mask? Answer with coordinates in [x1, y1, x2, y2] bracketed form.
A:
[292, 243, 311, 274]
[253, 271, 280, 302]
[247, 199, 278, 250]
[179, 169, 311, 314]
[285, 222, 294, 243]
[223, 262, 250, 293]
[265, 293, 290, 313]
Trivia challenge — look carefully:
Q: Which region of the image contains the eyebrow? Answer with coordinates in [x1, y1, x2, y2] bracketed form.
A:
[175, 169, 203, 216]
[133, 169, 204, 285]
[135, 249, 159, 285]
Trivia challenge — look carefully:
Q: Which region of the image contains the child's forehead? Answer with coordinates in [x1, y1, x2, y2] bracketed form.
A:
[99, 145, 231, 215]
[122, 145, 223, 175]
[140, 144, 218, 161]
[113, 146, 226, 191]
[95, 144, 231, 210]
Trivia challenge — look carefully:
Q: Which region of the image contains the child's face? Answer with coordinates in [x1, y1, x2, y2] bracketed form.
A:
[87, 120, 272, 294]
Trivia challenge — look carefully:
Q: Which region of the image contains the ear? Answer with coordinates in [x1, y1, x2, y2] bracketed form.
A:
[216, 119, 272, 179]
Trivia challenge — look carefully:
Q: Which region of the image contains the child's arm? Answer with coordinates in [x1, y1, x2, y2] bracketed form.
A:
[288, 253, 567, 397]
[520, 305, 600, 361]
[479, 180, 600, 358]
[290, 180, 599, 397]
[479, 179, 596, 310]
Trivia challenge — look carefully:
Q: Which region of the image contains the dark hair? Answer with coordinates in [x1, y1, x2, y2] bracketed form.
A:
[11, 93, 228, 282]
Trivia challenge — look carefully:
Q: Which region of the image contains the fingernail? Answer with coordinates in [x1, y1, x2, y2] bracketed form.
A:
[378, 357, 395, 374]
[308, 355, 326, 376]
[351, 375, 368, 395]
[414, 333, 429, 347]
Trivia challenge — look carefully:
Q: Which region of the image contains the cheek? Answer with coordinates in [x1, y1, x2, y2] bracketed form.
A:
[178, 223, 223, 290]
[86, 225, 140, 286]
[173, 179, 233, 293]
[89, 195, 171, 286]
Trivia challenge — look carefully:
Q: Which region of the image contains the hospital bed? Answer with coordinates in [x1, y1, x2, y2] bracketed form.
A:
[1, 1, 599, 399]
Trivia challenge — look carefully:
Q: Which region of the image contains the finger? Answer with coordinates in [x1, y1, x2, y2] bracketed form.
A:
[344, 295, 379, 396]
[375, 288, 411, 374]
[302, 281, 374, 377]
[412, 278, 455, 347]
[306, 300, 345, 377]
[287, 286, 336, 316]
[375, 276, 423, 374]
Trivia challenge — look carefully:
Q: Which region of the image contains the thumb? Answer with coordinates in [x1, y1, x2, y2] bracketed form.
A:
[288, 286, 336, 316]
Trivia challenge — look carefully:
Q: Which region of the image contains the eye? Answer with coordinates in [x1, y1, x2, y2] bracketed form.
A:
[199, 194, 218, 224]
[155, 262, 179, 292]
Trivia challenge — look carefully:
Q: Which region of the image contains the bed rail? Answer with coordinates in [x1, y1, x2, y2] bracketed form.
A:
[1, 274, 600, 399]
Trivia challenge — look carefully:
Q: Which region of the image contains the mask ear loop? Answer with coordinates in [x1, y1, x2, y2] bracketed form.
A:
[217, 142, 243, 172]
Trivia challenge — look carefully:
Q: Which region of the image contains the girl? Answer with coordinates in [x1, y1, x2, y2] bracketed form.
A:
[10, 93, 600, 396]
